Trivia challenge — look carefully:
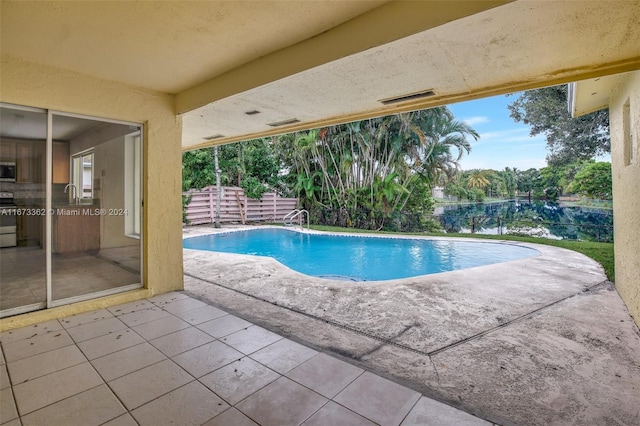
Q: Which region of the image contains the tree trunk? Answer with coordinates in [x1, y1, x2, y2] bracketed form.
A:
[214, 146, 221, 228]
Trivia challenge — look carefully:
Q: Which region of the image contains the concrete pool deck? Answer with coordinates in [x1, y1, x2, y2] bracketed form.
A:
[183, 225, 640, 426]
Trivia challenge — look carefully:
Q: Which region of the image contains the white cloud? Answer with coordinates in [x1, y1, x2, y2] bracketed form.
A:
[478, 128, 529, 141]
[463, 116, 489, 125]
[473, 128, 546, 146]
[460, 156, 546, 171]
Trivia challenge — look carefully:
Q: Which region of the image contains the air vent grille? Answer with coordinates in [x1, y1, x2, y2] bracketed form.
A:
[204, 134, 224, 140]
[267, 118, 301, 127]
[379, 90, 436, 105]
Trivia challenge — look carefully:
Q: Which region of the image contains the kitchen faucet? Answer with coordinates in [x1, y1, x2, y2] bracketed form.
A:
[64, 183, 78, 204]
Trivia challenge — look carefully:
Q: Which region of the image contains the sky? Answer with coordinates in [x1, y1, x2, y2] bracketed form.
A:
[447, 93, 548, 171]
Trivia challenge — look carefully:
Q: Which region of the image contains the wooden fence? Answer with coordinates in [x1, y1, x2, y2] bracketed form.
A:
[183, 186, 298, 225]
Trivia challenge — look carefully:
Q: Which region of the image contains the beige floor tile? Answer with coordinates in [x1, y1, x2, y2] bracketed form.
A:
[102, 413, 139, 426]
[400, 396, 492, 426]
[200, 357, 280, 405]
[78, 328, 144, 360]
[12, 362, 104, 415]
[66, 316, 128, 342]
[20, 384, 126, 426]
[250, 338, 318, 374]
[173, 304, 228, 325]
[59, 309, 114, 329]
[220, 325, 282, 355]
[302, 401, 376, 426]
[0, 363, 9, 390]
[161, 297, 207, 315]
[286, 353, 364, 398]
[236, 376, 327, 426]
[203, 407, 258, 426]
[107, 300, 154, 316]
[131, 381, 229, 425]
[2, 329, 74, 363]
[0, 320, 63, 344]
[334, 371, 421, 426]
[7, 345, 87, 385]
[0, 347, 5, 364]
[117, 307, 172, 328]
[149, 326, 214, 357]
[108, 359, 193, 410]
[147, 291, 189, 306]
[0, 387, 18, 424]
[91, 342, 166, 382]
[132, 315, 191, 340]
[197, 314, 251, 338]
[0, 417, 21, 426]
[172, 340, 243, 378]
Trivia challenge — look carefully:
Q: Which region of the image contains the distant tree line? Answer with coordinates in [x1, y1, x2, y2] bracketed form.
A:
[442, 161, 612, 202]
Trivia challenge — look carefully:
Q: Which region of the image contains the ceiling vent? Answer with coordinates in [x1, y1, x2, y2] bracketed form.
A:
[204, 134, 225, 140]
[245, 110, 261, 115]
[379, 90, 436, 105]
[267, 118, 301, 127]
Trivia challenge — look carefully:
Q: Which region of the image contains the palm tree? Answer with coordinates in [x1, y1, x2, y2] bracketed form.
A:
[467, 171, 490, 190]
[277, 106, 479, 226]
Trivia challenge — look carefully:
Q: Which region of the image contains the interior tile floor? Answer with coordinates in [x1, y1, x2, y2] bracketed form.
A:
[0, 246, 140, 312]
[0, 292, 493, 426]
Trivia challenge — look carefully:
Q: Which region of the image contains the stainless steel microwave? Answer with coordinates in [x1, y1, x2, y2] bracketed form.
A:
[0, 162, 16, 182]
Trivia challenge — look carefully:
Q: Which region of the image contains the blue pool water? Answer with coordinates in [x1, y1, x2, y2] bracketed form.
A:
[183, 228, 538, 281]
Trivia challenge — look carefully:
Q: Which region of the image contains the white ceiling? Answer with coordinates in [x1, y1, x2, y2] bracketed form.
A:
[182, 0, 640, 149]
[0, 0, 387, 94]
[569, 74, 627, 117]
[0, 105, 128, 141]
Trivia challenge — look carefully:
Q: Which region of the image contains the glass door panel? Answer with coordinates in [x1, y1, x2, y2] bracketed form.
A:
[0, 104, 47, 316]
[51, 114, 142, 304]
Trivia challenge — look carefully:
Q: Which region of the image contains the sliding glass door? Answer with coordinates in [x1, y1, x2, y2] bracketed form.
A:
[50, 113, 142, 306]
[0, 104, 47, 315]
[0, 104, 143, 317]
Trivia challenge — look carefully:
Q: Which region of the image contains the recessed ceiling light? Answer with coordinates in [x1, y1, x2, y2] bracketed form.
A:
[267, 118, 301, 127]
[379, 89, 436, 105]
[245, 110, 261, 115]
[204, 134, 224, 140]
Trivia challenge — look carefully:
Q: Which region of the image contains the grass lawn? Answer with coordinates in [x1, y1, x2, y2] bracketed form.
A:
[309, 225, 615, 282]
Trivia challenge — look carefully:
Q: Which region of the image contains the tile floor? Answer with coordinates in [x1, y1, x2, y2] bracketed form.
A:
[0, 245, 140, 312]
[0, 292, 493, 426]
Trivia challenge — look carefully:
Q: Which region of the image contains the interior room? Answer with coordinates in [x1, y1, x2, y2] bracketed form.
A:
[0, 104, 142, 317]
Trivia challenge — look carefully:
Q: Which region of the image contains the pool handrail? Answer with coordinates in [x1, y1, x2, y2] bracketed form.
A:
[283, 209, 309, 229]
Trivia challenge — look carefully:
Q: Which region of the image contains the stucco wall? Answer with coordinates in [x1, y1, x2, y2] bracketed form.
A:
[610, 71, 640, 327]
[0, 56, 183, 298]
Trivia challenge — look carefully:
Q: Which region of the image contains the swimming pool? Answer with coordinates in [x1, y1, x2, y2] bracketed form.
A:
[183, 228, 538, 281]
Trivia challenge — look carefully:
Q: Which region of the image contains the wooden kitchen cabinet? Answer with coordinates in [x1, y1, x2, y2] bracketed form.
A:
[15, 141, 45, 183]
[53, 207, 100, 254]
[0, 140, 16, 161]
[53, 142, 70, 184]
[16, 142, 33, 182]
[32, 143, 45, 183]
[17, 214, 42, 247]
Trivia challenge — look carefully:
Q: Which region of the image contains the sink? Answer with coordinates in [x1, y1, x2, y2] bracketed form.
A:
[57, 199, 96, 207]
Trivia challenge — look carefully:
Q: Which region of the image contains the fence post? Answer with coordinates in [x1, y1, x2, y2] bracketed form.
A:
[244, 192, 248, 222]
[208, 189, 215, 224]
[272, 193, 277, 222]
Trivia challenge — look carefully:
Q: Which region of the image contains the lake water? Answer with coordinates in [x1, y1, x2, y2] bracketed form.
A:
[432, 201, 613, 242]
